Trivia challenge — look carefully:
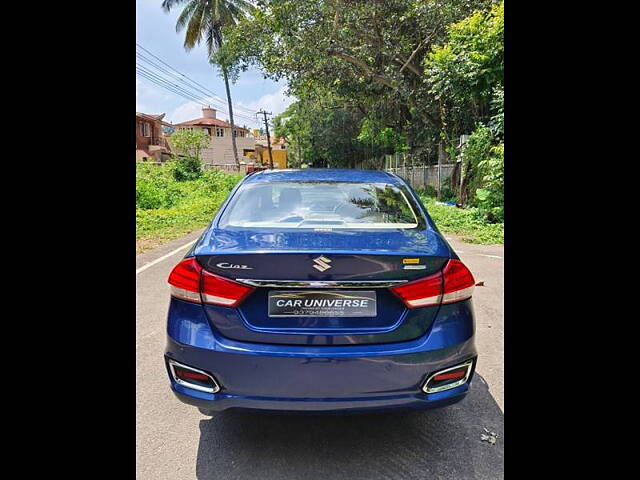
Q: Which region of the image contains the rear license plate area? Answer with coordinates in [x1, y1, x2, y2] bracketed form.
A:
[268, 290, 377, 317]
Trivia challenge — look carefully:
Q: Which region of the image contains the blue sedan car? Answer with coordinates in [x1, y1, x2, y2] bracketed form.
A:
[165, 169, 477, 413]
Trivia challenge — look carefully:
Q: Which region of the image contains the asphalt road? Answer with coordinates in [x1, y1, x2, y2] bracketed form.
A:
[136, 230, 504, 479]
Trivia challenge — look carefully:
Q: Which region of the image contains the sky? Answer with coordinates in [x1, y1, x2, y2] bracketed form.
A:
[135, 0, 293, 129]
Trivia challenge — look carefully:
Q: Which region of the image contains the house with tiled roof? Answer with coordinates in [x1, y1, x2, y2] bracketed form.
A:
[136, 112, 172, 161]
[173, 107, 256, 165]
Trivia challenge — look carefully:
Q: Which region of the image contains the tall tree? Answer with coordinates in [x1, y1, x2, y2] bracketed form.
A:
[161, 0, 253, 166]
[217, 0, 492, 162]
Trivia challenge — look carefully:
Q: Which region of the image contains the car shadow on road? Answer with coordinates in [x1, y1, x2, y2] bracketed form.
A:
[195, 374, 503, 480]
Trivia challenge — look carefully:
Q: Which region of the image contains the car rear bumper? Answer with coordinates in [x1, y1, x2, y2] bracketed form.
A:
[165, 299, 476, 413]
[170, 382, 470, 413]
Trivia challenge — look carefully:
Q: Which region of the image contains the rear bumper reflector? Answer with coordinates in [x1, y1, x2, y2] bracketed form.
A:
[422, 360, 474, 394]
[167, 359, 221, 394]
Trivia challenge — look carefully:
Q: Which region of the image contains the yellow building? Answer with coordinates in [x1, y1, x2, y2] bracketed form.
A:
[246, 134, 288, 168]
[260, 149, 287, 169]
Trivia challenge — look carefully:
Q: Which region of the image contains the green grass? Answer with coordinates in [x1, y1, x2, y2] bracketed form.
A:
[419, 194, 504, 244]
[136, 163, 242, 254]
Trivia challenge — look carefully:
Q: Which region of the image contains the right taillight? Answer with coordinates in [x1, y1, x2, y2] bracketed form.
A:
[441, 259, 475, 305]
[390, 259, 475, 308]
[390, 271, 443, 308]
[167, 258, 254, 307]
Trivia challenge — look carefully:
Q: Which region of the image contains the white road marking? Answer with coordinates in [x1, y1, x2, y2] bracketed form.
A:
[477, 254, 503, 259]
[136, 241, 195, 275]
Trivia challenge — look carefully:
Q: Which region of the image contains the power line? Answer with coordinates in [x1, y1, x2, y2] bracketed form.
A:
[136, 43, 257, 115]
[135, 45, 261, 128]
[136, 64, 211, 106]
[137, 56, 250, 118]
[136, 44, 228, 105]
[136, 45, 226, 102]
[135, 67, 256, 124]
[136, 66, 258, 124]
[135, 58, 257, 122]
[136, 52, 223, 106]
[136, 68, 209, 107]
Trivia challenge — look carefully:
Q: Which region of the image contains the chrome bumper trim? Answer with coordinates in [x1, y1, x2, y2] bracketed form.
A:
[234, 279, 408, 288]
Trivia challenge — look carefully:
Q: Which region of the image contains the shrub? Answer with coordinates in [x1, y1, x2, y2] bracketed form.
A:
[170, 156, 202, 182]
[170, 129, 210, 159]
[418, 193, 503, 244]
[423, 185, 437, 197]
[440, 177, 457, 202]
[474, 143, 504, 222]
[461, 124, 503, 222]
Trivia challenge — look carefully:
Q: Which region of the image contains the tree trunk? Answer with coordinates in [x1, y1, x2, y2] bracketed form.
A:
[222, 67, 240, 166]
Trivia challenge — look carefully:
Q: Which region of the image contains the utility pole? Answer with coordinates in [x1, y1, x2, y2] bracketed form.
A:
[257, 110, 274, 169]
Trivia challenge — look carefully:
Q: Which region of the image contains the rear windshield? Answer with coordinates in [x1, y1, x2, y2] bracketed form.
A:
[219, 181, 419, 229]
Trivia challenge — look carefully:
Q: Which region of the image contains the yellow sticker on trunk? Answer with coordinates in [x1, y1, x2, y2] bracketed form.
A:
[402, 258, 420, 264]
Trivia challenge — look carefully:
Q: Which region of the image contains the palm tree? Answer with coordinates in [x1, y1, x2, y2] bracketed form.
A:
[161, 0, 253, 166]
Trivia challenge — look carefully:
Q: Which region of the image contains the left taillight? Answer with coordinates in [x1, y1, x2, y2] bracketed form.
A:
[167, 257, 202, 303]
[200, 269, 254, 307]
[167, 257, 254, 307]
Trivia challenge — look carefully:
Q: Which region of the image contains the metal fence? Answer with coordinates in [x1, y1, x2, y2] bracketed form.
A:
[355, 152, 457, 191]
[387, 163, 456, 190]
[203, 163, 249, 175]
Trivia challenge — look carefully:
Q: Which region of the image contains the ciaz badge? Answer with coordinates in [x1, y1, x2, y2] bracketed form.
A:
[216, 262, 253, 270]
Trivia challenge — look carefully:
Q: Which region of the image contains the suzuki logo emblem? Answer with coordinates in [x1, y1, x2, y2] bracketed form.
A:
[312, 255, 332, 272]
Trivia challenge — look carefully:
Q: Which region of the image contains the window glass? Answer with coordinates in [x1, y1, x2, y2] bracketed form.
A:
[219, 182, 419, 229]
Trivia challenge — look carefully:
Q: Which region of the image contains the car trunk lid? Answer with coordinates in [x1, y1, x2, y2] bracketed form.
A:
[194, 227, 451, 345]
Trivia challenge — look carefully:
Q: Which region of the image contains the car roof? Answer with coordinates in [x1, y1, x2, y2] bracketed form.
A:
[243, 168, 402, 185]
